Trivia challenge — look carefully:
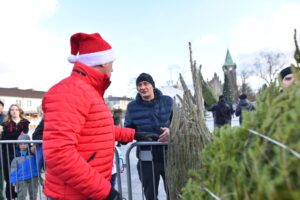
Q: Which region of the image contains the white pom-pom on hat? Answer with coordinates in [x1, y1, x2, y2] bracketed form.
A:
[68, 55, 77, 63]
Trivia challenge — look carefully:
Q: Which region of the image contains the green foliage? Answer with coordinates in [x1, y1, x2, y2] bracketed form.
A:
[181, 83, 300, 200]
[202, 81, 217, 108]
[223, 74, 232, 101]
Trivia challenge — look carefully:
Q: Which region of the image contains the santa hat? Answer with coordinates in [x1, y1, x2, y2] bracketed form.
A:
[67, 32, 116, 67]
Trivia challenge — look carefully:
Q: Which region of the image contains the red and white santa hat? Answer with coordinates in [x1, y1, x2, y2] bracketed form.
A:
[67, 32, 116, 67]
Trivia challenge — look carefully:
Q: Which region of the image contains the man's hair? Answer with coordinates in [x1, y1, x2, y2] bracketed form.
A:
[0, 100, 3, 107]
[239, 94, 247, 100]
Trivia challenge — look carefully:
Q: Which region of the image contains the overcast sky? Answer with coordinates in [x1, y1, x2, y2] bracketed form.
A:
[0, 0, 299, 97]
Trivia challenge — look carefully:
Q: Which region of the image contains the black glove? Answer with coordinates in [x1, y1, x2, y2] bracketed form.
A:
[134, 132, 159, 141]
[106, 187, 122, 200]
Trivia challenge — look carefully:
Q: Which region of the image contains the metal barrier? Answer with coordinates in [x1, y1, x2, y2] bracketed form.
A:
[0, 140, 44, 200]
[125, 141, 168, 200]
[0, 140, 169, 200]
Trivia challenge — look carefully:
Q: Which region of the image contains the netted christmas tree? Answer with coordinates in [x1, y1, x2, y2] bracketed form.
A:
[181, 30, 300, 200]
[166, 42, 212, 200]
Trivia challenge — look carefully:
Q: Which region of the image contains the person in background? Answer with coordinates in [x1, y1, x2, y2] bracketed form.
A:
[42, 32, 155, 200]
[207, 95, 233, 128]
[111, 108, 124, 188]
[0, 104, 30, 200]
[125, 73, 173, 200]
[235, 94, 255, 125]
[279, 65, 300, 88]
[0, 100, 5, 200]
[10, 134, 41, 200]
[110, 146, 123, 188]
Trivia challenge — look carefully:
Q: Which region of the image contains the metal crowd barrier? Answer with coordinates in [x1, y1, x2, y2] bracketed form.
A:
[0, 140, 169, 200]
[125, 141, 168, 200]
[0, 140, 44, 200]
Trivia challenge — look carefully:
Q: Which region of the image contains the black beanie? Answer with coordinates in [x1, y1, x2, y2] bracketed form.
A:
[280, 66, 292, 80]
[239, 94, 247, 100]
[136, 73, 155, 88]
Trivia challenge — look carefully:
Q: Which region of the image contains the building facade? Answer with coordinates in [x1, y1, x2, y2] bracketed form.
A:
[0, 87, 45, 116]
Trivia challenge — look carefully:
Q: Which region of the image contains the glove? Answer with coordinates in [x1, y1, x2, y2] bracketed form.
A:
[106, 187, 122, 200]
[134, 132, 159, 141]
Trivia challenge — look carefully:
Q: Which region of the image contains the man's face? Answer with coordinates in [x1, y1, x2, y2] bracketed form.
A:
[282, 73, 295, 88]
[94, 62, 113, 77]
[0, 104, 3, 113]
[137, 81, 155, 101]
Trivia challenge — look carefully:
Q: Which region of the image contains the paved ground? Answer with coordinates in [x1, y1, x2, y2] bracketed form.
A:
[116, 116, 240, 200]
[26, 116, 239, 200]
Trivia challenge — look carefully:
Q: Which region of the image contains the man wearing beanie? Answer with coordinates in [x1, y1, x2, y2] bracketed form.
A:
[235, 94, 255, 125]
[125, 72, 173, 200]
[42, 32, 151, 200]
[279, 65, 300, 88]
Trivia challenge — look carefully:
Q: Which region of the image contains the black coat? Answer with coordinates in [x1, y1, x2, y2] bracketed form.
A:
[208, 100, 233, 126]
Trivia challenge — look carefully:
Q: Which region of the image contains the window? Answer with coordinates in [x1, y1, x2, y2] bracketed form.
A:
[27, 100, 32, 107]
[16, 99, 21, 105]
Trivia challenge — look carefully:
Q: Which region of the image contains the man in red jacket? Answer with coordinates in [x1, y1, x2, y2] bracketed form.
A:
[42, 32, 155, 200]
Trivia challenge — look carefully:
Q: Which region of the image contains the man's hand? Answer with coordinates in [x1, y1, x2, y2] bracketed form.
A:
[158, 127, 170, 142]
[106, 187, 122, 200]
[134, 132, 159, 141]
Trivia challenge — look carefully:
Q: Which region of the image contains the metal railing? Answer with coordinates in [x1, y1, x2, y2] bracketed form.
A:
[0, 140, 44, 200]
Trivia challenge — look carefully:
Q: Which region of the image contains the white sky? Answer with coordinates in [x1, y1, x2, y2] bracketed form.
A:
[0, 0, 299, 97]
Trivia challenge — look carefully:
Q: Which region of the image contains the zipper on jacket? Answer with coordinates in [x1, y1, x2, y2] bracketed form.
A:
[87, 152, 97, 162]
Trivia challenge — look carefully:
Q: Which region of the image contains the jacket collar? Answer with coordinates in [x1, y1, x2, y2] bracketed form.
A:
[71, 62, 111, 97]
[136, 88, 163, 105]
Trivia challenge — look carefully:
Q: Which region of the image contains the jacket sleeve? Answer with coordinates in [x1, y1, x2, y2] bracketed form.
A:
[207, 104, 216, 112]
[114, 126, 135, 142]
[32, 119, 44, 140]
[235, 106, 241, 116]
[42, 84, 111, 199]
[124, 107, 135, 129]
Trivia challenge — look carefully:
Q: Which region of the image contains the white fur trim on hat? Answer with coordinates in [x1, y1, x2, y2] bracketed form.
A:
[69, 49, 116, 66]
[68, 55, 77, 63]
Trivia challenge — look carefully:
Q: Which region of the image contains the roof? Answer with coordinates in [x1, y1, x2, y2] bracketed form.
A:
[0, 87, 45, 98]
[105, 96, 133, 101]
[224, 49, 235, 66]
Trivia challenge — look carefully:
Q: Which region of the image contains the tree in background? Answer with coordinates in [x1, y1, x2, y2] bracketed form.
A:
[254, 50, 288, 86]
[223, 73, 232, 101]
[239, 69, 256, 101]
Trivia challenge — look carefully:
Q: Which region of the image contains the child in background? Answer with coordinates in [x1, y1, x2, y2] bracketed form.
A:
[10, 134, 41, 200]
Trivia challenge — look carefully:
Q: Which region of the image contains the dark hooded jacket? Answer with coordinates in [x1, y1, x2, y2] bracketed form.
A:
[235, 99, 255, 124]
[124, 88, 173, 162]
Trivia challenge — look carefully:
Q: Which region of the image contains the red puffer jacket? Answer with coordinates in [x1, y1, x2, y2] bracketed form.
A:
[42, 63, 135, 200]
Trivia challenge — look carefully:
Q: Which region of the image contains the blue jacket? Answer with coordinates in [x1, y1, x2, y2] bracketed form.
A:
[10, 146, 43, 184]
[125, 88, 173, 162]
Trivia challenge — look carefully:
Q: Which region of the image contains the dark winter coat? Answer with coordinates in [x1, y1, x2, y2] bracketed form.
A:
[0, 113, 5, 124]
[125, 88, 173, 162]
[208, 100, 232, 126]
[235, 99, 255, 124]
[32, 119, 44, 140]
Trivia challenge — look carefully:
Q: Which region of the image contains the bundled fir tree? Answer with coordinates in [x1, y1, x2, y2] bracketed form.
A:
[181, 30, 300, 200]
[166, 42, 212, 200]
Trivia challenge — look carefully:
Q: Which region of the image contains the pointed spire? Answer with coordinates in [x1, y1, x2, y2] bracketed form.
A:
[224, 49, 234, 66]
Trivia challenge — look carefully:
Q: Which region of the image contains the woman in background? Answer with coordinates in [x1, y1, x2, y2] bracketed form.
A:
[0, 104, 30, 200]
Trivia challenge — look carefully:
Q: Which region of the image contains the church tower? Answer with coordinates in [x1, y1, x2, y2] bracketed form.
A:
[222, 49, 238, 102]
